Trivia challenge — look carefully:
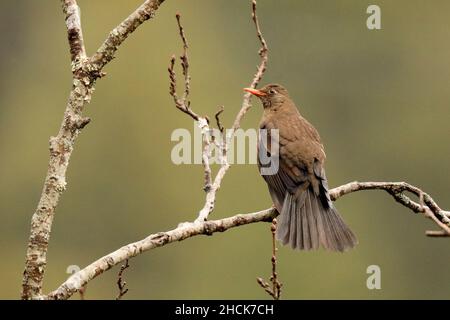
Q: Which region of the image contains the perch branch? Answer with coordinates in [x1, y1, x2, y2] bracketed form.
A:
[330, 181, 450, 235]
[47, 207, 276, 300]
[21, 0, 166, 300]
[46, 180, 448, 300]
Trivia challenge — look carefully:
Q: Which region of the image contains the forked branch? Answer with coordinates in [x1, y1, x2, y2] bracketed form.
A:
[22, 0, 166, 300]
[169, 0, 269, 223]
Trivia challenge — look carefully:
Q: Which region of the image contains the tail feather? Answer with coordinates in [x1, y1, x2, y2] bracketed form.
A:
[276, 189, 357, 252]
[298, 196, 307, 249]
[311, 192, 328, 249]
[305, 193, 319, 250]
[289, 201, 298, 249]
[277, 195, 291, 242]
[300, 200, 311, 250]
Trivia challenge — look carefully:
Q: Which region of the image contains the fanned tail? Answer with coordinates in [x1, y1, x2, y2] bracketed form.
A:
[276, 188, 357, 252]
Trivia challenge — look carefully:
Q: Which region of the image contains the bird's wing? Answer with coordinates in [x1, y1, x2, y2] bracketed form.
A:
[258, 119, 328, 208]
[258, 124, 310, 211]
[313, 158, 333, 209]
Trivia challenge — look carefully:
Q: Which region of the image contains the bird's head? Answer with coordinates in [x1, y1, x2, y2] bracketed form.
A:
[244, 83, 290, 109]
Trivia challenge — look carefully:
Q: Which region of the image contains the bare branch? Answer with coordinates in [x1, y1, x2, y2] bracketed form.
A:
[46, 180, 448, 300]
[426, 230, 450, 237]
[168, 56, 182, 109]
[175, 13, 189, 50]
[116, 260, 130, 300]
[231, 0, 268, 132]
[330, 181, 450, 234]
[176, 13, 190, 103]
[61, 0, 86, 64]
[201, 124, 213, 193]
[22, 0, 166, 300]
[168, 14, 201, 122]
[257, 218, 282, 300]
[168, 56, 199, 120]
[168, 13, 212, 196]
[46, 208, 276, 300]
[215, 106, 225, 133]
[194, 0, 269, 222]
[21, 0, 95, 295]
[89, 0, 166, 72]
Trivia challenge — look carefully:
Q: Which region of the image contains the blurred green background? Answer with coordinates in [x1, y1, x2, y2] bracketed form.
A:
[1, 0, 449, 299]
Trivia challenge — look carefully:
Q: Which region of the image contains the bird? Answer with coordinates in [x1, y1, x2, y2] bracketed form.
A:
[244, 83, 357, 252]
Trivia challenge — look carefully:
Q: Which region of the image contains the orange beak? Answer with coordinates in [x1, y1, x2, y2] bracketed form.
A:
[244, 87, 266, 97]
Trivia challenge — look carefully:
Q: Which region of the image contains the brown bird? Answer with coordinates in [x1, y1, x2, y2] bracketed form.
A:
[244, 84, 357, 252]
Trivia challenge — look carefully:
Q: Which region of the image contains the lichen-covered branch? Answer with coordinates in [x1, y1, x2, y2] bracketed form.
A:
[21, 0, 166, 300]
[21, 0, 92, 299]
[45, 180, 448, 300]
[62, 0, 86, 63]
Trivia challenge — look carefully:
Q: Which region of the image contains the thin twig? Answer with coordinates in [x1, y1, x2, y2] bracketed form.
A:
[426, 230, 450, 237]
[194, 0, 269, 222]
[176, 13, 190, 103]
[257, 218, 282, 300]
[231, 0, 268, 132]
[168, 15, 199, 121]
[215, 106, 225, 133]
[168, 13, 210, 195]
[116, 259, 130, 300]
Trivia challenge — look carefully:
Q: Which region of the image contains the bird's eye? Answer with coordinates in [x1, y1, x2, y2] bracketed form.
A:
[269, 89, 277, 94]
